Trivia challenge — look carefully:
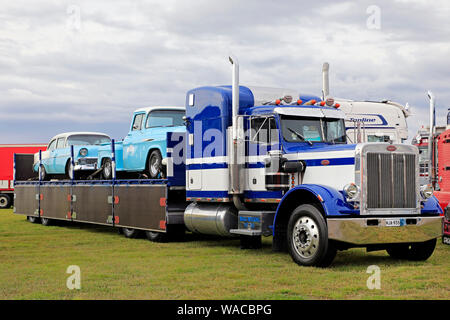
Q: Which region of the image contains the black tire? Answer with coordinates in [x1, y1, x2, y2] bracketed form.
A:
[147, 150, 165, 179]
[122, 228, 142, 239]
[386, 239, 437, 261]
[0, 194, 11, 209]
[27, 216, 40, 223]
[287, 204, 335, 267]
[145, 230, 168, 242]
[39, 165, 48, 181]
[41, 217, 52, 226]
[102, 158, 113, 180]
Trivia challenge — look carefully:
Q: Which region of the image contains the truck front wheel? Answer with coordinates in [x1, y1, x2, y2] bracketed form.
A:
[0, 194, 11, 209]
[386, 239, 437, 261]
[287, 204, 336, 267]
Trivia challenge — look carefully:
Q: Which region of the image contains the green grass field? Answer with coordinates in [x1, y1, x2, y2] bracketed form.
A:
[0, 209, 448, 300]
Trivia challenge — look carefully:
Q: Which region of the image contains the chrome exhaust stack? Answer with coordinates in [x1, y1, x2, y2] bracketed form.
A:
[427, 91, 435, 186]
[228, 55, 246, 210]
[322, 62, 330, 100]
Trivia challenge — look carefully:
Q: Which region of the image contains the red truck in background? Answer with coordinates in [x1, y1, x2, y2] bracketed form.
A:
[0, 144, 47, 209]
[412, 109, 450, 244]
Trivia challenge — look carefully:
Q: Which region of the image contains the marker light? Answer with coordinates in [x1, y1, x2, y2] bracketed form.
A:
[79, 148, 88, 157]
[334, 103, 340, 108]
[283, 95, 293, 104]
[310, 99, 316, 105]
[275, 99, 281, 105]
[325, 97, 335, 106]
[297, 99, 303, 105]
[320, 101, 325, 106]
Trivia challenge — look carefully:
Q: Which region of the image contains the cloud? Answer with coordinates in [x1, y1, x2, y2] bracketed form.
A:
[0, 0, 449, 144]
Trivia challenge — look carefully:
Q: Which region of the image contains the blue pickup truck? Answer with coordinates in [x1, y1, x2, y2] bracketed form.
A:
[98, 106, 185, 179]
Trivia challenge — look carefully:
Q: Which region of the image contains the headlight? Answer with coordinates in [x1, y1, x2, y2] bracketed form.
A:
[420, 184, 434, 200]
[343, 183, 359, 201]
[79, 148, 88, 157]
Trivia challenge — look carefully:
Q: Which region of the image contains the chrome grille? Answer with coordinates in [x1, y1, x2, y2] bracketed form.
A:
[366, 152, 416, 209]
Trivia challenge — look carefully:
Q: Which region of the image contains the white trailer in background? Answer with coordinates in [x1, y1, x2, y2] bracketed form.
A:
[321, 62, 411, 144]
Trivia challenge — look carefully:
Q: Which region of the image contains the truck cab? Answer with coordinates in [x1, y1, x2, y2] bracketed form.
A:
[98, 106, 185, 179]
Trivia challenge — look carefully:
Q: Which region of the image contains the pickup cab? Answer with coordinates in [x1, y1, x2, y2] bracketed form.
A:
[98, 106, 185, 179]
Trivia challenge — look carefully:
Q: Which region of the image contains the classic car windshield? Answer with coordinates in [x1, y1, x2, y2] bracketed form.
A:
[146, 110, 185, 128]
[67, 135, 111, 146]
[280, 115, 346, 144]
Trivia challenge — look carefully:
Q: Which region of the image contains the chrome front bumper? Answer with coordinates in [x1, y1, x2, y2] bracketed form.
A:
[74, 158, 98, 171]
[327, 216, 443, 245]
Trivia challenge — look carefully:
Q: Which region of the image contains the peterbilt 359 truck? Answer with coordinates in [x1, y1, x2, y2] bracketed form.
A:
[13, 57, 443, 267]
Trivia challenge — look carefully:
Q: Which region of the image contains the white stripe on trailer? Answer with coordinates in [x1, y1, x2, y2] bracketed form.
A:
[0, 180, 9, 189]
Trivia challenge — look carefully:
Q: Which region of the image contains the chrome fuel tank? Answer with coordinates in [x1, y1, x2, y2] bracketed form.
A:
[184, 203, 238, 237]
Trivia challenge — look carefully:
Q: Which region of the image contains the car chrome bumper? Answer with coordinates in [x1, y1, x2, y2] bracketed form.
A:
[327, 216, 443, 245]
[74, 158, 98, 171]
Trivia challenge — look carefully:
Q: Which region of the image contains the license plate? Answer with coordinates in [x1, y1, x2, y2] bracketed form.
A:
[443, 236, 450, 245]
[385, 218, 404, 227]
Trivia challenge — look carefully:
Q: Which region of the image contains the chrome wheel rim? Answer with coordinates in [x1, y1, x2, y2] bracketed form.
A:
[150, 157, 160, 176]
[0, 196, 7, 207]
[104, 162, 111, 178]
[292, 216, 320, 259]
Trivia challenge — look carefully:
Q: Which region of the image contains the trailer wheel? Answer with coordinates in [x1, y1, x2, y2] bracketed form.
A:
[0, 194, 11, 209]
[122, 228, 142, 239]
[287, 204, 336, 267]
[386, 239, 437, 261]
[27, 216, 40, 223]
[148, 150, 165, 179]
[102, 158, 113, 180]
[145, 231, 167, 243]
[41, 217, 52, 226]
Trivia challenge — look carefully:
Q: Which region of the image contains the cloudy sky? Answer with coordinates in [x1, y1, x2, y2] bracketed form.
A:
[1, 0, 449, 144]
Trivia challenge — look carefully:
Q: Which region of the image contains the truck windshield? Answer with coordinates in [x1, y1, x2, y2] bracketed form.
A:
[146, 110, 185, 128]
[281, 116, 346, 144]
[67, 135, 111, 146]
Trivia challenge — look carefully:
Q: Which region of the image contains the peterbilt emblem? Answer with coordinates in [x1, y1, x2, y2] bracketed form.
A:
[321, 160, 330, 165]
[386, 145, 397, 152]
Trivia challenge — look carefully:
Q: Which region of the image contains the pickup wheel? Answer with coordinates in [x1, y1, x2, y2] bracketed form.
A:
[122, 228, 142, 239]
[148, 150, 165, 179]
[387, 239, 437, 261]
[0, 194, 11, 209]
[287, 204, 336, 267]
[102, 158, 113, 180]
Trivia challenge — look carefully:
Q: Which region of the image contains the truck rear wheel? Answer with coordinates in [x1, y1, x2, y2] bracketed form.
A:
[287, 204, 336, 267]
[122, 228, 142, 239]
[386, 239, 437, 261]
[0, 194, 11, 209]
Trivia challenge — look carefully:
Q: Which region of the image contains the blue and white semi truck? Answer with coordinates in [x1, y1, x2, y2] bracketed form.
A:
[13, 56, 443, 267]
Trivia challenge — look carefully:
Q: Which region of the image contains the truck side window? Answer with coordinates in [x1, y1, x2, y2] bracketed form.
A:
[250, 117, 277, 144]
[132, 113, 144, 131]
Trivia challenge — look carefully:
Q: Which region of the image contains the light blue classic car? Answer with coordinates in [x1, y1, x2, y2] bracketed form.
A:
[33, 132, 111, 180]
[98, 106, 185, 179]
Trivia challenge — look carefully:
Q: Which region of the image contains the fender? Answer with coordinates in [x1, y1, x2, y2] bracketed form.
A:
[422, 195, 443, 215]
[273, 184, 357, 236]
